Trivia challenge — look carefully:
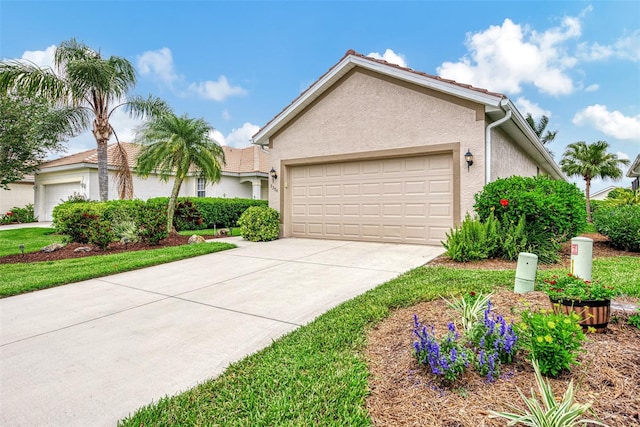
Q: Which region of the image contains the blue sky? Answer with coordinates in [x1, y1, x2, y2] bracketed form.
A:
[1, 1, 639, 193]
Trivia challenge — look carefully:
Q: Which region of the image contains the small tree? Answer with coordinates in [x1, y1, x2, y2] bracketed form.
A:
[135, 113, 225, 233]
[560, 141, 630, 222]
[0, 91, 85, 188]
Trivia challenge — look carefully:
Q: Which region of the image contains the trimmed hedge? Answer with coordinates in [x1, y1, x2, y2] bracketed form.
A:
[593, 205, 640, 252]
[53, 197, 267, 244]
[147, 197, 267, 230]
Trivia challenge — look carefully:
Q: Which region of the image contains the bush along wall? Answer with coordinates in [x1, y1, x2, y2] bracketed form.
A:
[52, 197, 267, 245]
[146, 197, 267, 231]
[442, 176, 588, 264]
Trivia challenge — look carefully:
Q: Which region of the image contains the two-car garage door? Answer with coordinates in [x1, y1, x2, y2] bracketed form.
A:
[289, 153, 454, 245]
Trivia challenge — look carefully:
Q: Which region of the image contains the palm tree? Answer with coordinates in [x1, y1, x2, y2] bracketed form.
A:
[0, 38, 171, 201]
[525, 114, 558, 146]
[560, 141, 630, 222]
[135, 113, 226, 232]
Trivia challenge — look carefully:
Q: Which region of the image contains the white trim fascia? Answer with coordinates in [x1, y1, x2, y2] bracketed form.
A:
[626, 154, 640, 178]
[591, 186, 618, 198]
[253, 54, 504, 146]
[37, 163, 95, 174]
[503, 100, 566, 181]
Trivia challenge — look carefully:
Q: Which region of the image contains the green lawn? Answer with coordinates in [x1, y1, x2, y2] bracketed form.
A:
[119, 256, 639, 426]
[0, 227, 63, 256]
[0, 238, 235, 298]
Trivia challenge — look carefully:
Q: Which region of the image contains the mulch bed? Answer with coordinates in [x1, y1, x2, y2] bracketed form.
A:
[366, 290, 640, 427]
[366, 233, 640, 426]
[0, 232, 223, 264]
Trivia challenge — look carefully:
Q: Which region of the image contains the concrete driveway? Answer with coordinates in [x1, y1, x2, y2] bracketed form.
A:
[0, 237, 443, 426]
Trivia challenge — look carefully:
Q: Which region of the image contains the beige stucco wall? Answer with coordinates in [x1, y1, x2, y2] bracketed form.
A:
[490, 128, 538, 181]
[267, 68, 486, 222]
[0, 182, 34, 213]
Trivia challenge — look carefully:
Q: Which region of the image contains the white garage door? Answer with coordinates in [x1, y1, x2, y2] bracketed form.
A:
[44, 182, 82, 221]
[289, 154, 454, 245]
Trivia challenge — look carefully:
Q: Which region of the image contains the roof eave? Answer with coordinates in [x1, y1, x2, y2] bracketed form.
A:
[626, 154, 640, 178]
[502, 100, 567, 181]
[252, 53, 505, 146]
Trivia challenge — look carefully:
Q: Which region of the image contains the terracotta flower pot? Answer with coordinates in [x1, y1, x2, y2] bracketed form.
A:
[550, 298, 611, 333]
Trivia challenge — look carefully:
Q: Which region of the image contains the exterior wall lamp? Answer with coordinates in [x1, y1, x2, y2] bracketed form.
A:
[270, 167, 278, 180]
[464, 149, 474, 171]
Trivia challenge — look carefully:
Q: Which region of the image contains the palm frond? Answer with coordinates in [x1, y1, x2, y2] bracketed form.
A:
[111, 136, 134, 200]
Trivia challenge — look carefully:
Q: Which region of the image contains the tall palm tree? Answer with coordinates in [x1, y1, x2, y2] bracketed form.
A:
[0, 38, 171, 201]
[135, 113, 226, 232]
[560, 141, 630, 222]
[525, 113, 558, 146]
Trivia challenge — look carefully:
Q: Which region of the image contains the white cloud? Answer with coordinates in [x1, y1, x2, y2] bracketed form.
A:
[515, 97, 551, 120]
[616, 151, 630, 160]
[577, 30, 640, 62]
[585, 84, 599, 92]
[367, 49, 407, 67]
[573, 104, 640, 140]
[209, 129, 226, 146]
[188, 76, 247, 102]
[437, 16, 583, 95]
[20, 45, 56, 69]
[224, 122, 261, 148]
[208, 122, 260, 148]
[138, 47, 246, 102]
[137, 47, 180, 85]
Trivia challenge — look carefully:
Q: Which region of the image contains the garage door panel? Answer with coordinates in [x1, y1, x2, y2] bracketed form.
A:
[289, 154, 453, 245]
[429, 180, 452, 194]
[44, 182, 82, 221]
[343, 224, 360, 237]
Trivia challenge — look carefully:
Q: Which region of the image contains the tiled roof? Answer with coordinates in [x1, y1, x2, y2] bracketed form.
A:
[254, 49, 506, 141]
[345, 49, 506, 98]
[39, 142, 269, 174]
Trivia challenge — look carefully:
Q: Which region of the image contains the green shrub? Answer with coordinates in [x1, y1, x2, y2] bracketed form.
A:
[474, 176, 587, 242]
[516, 308, 586, 377]
[237, 206, 280, 242]
[137, 203, 168, 245]
[147, 197, 267, 229]
[500, 214, 528, 261]
[88, 218, 115, 250]
[593, 205, 640, 252]
[53, 202, 105, 243]
[442, 214, 496, 262]
[173, 199, 204, 231]
[1, 204, 36, 224]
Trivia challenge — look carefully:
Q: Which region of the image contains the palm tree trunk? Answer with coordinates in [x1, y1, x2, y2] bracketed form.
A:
[585, 177, 592, 223]
[96, 140, 109, 202]
[93, 116, 113, 202]
[167, 176, 183, 233]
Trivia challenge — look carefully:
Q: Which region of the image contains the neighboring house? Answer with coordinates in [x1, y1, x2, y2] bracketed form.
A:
[252, 50, 565, 246]
[628, 154, 640, 191]
[590, 186, 618, 201]
[0, 175, 34, 214]
[34, 143, 269, 221]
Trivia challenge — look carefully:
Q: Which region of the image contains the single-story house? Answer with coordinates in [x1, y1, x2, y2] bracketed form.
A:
[0, 175, 34, 214]
[34, 143, 269, 221]
[590, 186, 618, 201]
[252, 49, 565, 245]
[628, 154, 640, 191]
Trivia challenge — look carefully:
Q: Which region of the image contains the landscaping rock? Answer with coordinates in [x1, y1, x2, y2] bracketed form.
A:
[41, 243, 65, 253]
[188, 235, 206, 244]
[218, 228, 229, 236]
[74, 246, 92, 253]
